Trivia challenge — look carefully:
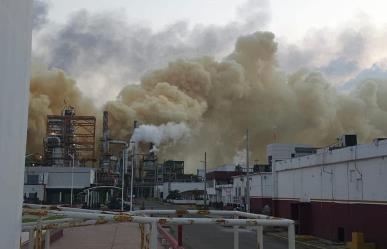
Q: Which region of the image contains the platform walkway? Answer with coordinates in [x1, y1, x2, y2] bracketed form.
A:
[51, 223, 141, 249]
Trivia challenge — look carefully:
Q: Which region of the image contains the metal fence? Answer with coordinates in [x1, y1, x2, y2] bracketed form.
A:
[22, 204, 295, 249]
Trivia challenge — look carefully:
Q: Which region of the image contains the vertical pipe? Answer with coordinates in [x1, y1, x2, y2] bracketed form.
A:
[233, 215, 239, 249]
[70, 154, 74, 207]
[28, 230, 34, 249]
[288, 224, 295, 249]
[256, 226, 263, 249]
[86, 190, 89, 208]
[204, 152, 207, 209]
[44, 230, 50, 249]
[150, 222, 158, 249]
[121, 149, 125, 211]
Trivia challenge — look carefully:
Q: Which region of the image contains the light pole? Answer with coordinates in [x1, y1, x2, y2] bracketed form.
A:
[200, 152, 207, 209]
[69, 153, 75, 207]
[130, 142, 136, 211]
[245, 129, 250, 213]
[121, 149, 126, 211]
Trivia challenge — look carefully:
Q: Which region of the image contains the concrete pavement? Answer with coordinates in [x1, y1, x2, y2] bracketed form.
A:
[169, 223, 308, 249]
[51, 223, 141, 249]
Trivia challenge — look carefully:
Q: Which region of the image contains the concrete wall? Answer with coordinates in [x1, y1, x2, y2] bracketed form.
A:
[0, 1, 32, 248]
[169, 200, 205, 205]
[162, 182, 203, 200]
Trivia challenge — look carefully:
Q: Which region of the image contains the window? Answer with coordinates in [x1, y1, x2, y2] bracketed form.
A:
[27, 175, 39, 184]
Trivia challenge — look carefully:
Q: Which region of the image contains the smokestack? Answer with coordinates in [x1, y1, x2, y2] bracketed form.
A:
[133, 120, 139, 130]
[100, 110, 111, 170]
[103, 110, 109, 154]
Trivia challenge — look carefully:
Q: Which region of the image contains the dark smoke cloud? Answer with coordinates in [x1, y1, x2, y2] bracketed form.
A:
[277, 20, 387, 85]
[32, 0, 49, 30]
[32, 0, 269, 104]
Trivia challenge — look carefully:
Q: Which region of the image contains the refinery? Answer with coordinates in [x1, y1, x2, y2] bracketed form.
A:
[3, 0, 387, 249]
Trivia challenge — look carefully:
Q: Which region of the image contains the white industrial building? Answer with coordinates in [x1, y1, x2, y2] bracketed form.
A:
[272, 137, 387, 248]
[24, 166, 96, 204]
[210, 136, 387, 248]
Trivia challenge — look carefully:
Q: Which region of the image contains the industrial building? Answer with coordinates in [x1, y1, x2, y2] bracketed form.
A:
[271, 136, 387, 248]
[43, 106, 96, 167]
[25, 107, 196, 207]
[210, 135, 387, 248]
[206, 164, 244, 208]
[96, 111, 119, 186]
[24, 106, 104, 207]
[23, 166, 95, 204]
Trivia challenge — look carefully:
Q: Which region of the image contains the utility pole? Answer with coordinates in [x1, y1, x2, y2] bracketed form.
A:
[130, 142, 135, 211]
[204, 152, 207, 209]
[121, 149, 125, 211]
[246, 129, 250, 213]
[69, 153, 75, 207]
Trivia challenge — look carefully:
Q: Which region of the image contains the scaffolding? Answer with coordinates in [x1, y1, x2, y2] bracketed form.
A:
[43, 106, 96, 167]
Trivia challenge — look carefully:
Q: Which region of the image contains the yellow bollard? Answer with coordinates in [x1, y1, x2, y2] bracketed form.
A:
[346, 232, 375, 249]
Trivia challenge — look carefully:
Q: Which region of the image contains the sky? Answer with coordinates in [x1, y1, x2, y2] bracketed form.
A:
[46, 0, 387, 42]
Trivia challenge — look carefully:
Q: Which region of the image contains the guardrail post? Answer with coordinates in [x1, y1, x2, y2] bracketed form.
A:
[44, 230, 50, 249]
[150, 221, 158, 249]
[177, 214, 183, 246]
[139, 224, 145, 249]
[233, 215, 239, 249]
[256, 226, 263, 249]
[36, 228, 42, 249]
[288, 224, 295, 249]
[28, 229, 35, 249]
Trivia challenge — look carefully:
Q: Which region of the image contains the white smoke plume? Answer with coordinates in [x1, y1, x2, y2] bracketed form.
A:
[149, 145, 159, 154]
[233, 149, 247, 166]
[131, 122, 191, 146]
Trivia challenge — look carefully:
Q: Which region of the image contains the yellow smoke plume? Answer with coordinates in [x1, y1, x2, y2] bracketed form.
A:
[27, 32, 387, 171]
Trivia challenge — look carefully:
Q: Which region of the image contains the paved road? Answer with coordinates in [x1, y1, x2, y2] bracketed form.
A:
[170, 224, 308, 249]
[138, 199, 308, 249]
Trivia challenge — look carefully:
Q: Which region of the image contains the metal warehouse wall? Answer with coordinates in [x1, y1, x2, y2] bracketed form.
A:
[274, 140, 387, 202]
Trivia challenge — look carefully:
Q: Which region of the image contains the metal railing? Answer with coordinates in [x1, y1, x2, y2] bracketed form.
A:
[22, 204, 295, 249]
